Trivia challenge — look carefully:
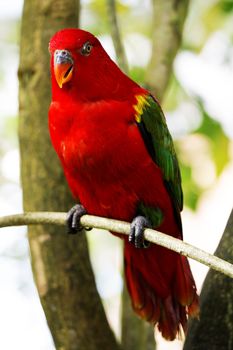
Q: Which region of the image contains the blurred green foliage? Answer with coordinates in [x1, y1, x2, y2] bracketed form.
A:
[196, 103, 230, 176]
[220, 0, 233, 13]
[179, 102, 231, 210]
[180, 163, 200, 210]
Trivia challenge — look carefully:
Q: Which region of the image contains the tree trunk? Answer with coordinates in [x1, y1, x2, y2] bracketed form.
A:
[145, 0, 189, 100]
[184, 208, 233, 350]
[18, 1, 120, 349]
[106, 0, 129, 74]
[122, 283, 156, 350]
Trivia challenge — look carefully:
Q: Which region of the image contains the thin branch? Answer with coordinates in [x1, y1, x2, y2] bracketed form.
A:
[1, 212, 233, 279]
[145, 0, 189, 100]
[106, 0, 129, 74]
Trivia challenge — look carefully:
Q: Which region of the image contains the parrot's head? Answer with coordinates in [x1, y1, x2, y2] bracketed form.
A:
[49, 28, 132, 101]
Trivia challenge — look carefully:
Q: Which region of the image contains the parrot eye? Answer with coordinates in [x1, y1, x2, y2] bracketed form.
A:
[80, 42, 93, 56]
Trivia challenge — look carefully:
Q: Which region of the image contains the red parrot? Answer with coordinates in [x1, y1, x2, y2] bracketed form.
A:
[48, 28, 199, 340]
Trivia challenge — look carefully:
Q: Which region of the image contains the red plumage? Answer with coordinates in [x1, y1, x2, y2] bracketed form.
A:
[49, 28, 199, 340]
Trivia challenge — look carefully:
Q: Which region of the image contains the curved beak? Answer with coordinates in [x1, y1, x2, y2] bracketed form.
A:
[54, 50, 74, 88]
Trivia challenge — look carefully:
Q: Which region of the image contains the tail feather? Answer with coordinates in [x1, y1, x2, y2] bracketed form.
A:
[125, 258, 160, 323]
[159, 296, 178, 340]
[124, 241, 199, 341]
[125, 262, 160, 323]
[188, 293, 200, 318]
[174, 255, 197, 306]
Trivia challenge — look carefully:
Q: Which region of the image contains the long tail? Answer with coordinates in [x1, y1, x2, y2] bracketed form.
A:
[124, 240, 199, 340]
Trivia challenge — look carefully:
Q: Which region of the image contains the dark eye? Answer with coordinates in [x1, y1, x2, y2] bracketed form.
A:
[80, 42, 93, 56]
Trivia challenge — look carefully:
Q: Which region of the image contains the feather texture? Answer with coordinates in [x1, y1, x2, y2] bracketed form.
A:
[135, 94, 183, 214]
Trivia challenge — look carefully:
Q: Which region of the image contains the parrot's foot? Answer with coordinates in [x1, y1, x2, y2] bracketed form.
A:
[129, 216, 151, 248]
[66, 204, 89, 234]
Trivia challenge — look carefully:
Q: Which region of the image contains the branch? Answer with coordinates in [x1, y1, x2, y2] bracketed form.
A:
[106, 0, 129, 74]
[145, 0, 189, 100]
[1, 212, 233, 279]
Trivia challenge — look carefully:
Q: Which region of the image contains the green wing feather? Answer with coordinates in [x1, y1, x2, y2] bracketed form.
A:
[135, 94, 183, 217]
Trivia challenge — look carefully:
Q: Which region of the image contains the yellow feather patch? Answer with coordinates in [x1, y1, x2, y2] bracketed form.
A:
[133, 94, 150, 123]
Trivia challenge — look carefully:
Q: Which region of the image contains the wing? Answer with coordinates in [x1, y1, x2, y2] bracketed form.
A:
[133, 93, 183, 228]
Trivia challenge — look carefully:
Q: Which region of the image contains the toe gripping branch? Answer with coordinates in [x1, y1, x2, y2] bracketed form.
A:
[129, 216, 151, 249]
[66, 204, 91, 234]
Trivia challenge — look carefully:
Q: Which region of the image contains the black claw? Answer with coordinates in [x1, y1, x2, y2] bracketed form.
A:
[129, 216, 151, 249]
[66, 204, 87, 234]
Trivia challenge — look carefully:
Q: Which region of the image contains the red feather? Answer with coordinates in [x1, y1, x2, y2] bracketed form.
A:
[49, 28, 199, 340]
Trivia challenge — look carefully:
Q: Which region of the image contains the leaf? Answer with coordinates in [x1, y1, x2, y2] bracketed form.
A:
[195, 103, 230, 175]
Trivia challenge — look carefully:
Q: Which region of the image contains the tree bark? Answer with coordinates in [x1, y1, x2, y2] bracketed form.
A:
[106, 0, 129, 74]
[145, 0, 189, 100]
[184, 208, 233, 350]
[18, 1, 120, 349]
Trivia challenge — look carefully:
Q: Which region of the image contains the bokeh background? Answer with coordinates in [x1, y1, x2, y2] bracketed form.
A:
[0, 0, 233, 349]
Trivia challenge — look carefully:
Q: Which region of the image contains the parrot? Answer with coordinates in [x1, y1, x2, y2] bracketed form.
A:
[48, 28, 199, 340]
